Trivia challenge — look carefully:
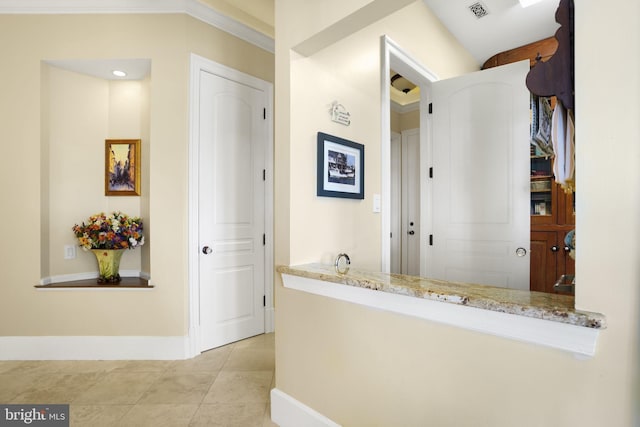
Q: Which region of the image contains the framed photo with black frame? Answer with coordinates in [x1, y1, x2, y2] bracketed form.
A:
[317, 132, 364, 199]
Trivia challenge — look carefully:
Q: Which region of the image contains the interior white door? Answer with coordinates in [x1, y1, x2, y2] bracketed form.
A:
[429, 60, 530, 290]
[401, 129, 421, 276]
[198, 69, 266, 350]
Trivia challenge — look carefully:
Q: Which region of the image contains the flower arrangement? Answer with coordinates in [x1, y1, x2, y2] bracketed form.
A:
[72, 212, 144, 251]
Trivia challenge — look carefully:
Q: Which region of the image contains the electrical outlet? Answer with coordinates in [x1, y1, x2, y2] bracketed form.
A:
[64, 245, 76, 260]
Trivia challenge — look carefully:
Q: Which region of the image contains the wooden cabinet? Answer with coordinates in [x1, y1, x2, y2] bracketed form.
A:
[485, 37, 576, 294]
[531, 156, 575, 227]
[529, 158, 575, 294]
[530, 155, 554, 221]
[530, 231, 574, 294]
[482, 37, 558, 70]
[530, 231, 557, 293]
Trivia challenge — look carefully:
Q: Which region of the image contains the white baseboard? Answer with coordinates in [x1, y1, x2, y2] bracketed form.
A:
[271, 388, 340, 427]
[0, 336, 189, 360]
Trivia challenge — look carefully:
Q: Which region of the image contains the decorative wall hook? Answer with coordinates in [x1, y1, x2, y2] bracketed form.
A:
[330, 101, 351, 126]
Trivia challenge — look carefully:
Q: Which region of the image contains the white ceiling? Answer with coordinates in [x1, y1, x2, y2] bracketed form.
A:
[219, 0, 560, 66]
[7, 0, 561, 79]
[421, 0, 560, 65]
[45, 59, 151, 81]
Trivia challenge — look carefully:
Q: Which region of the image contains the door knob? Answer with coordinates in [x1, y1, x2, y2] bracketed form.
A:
[550, 245, 559, 252]
[202, 246, 213, 254]
[407, 230, 415, 235]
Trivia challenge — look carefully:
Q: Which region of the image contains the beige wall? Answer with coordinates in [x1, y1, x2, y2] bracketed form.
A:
[281, 1, 476, 270]
[400, 108, 420, 132]
[390, 108, 420, 133]
[275, 0, 640, 425]
[390, 108, 401, 133]
[0, 13, 274, 337]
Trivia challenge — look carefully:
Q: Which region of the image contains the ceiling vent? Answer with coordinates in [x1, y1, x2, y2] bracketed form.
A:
[468, 2, 490, 19]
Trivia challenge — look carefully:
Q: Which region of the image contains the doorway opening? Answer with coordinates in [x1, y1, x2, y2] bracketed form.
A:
[390, 125, 420, 275]
[381, 36, 531, 291]
[381, 35, 437, 276]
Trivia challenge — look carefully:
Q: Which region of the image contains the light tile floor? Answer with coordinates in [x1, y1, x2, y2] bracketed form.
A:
[0, 333, 277, 427]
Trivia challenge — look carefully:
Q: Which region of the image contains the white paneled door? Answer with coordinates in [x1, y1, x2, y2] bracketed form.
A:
[430, 60, 530, 290]
[391, 129, 421, 275]
[198, 69, 267, 351]
[401, 128, 421, 276]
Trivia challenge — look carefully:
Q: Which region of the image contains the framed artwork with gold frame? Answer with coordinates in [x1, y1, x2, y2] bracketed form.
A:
[105, 139, 141, 196]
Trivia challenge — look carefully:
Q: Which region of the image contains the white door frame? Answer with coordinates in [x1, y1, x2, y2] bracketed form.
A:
[380, 35, 438, 275]
[187, 53, 274, 358]
[390, 130, 401, 274]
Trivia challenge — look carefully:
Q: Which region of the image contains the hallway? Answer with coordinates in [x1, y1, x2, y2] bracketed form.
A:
[0, 333, 276, 426]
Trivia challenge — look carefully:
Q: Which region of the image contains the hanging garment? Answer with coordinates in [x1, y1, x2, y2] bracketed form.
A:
[531, 96, 554, 157]
[551, 103, 565, 183]
[563, 109, 575, 193]
[551, 102, 575, 193]
[531, 94, 539, 142]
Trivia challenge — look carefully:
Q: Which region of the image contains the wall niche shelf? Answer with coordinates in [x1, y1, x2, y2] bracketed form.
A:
[40, 59, 151, 293]
[35, 277, 153, 289]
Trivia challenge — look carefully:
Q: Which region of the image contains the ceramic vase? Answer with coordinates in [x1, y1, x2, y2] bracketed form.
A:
[91, 249, 125, 283]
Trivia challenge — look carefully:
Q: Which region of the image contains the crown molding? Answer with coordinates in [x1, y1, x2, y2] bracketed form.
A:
[184, 0, 274, 53]
[390, 99, 419, 114]
[0, 0, 275, 53]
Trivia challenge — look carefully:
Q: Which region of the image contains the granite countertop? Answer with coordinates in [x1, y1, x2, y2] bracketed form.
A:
[277, 263, 606, 329]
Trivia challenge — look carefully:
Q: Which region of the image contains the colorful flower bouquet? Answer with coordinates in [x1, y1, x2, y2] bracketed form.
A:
[72, 211, 144, 251]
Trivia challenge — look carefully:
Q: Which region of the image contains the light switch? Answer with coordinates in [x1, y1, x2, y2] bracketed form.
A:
[373, 193, 381, 213]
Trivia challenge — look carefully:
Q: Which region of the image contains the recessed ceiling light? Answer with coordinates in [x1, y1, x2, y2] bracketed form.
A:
[112, 70, 127, 77]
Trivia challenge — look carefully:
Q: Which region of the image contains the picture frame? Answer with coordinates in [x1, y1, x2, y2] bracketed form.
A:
[317, 132, 364, 199]
[105, 139, 141, 196]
